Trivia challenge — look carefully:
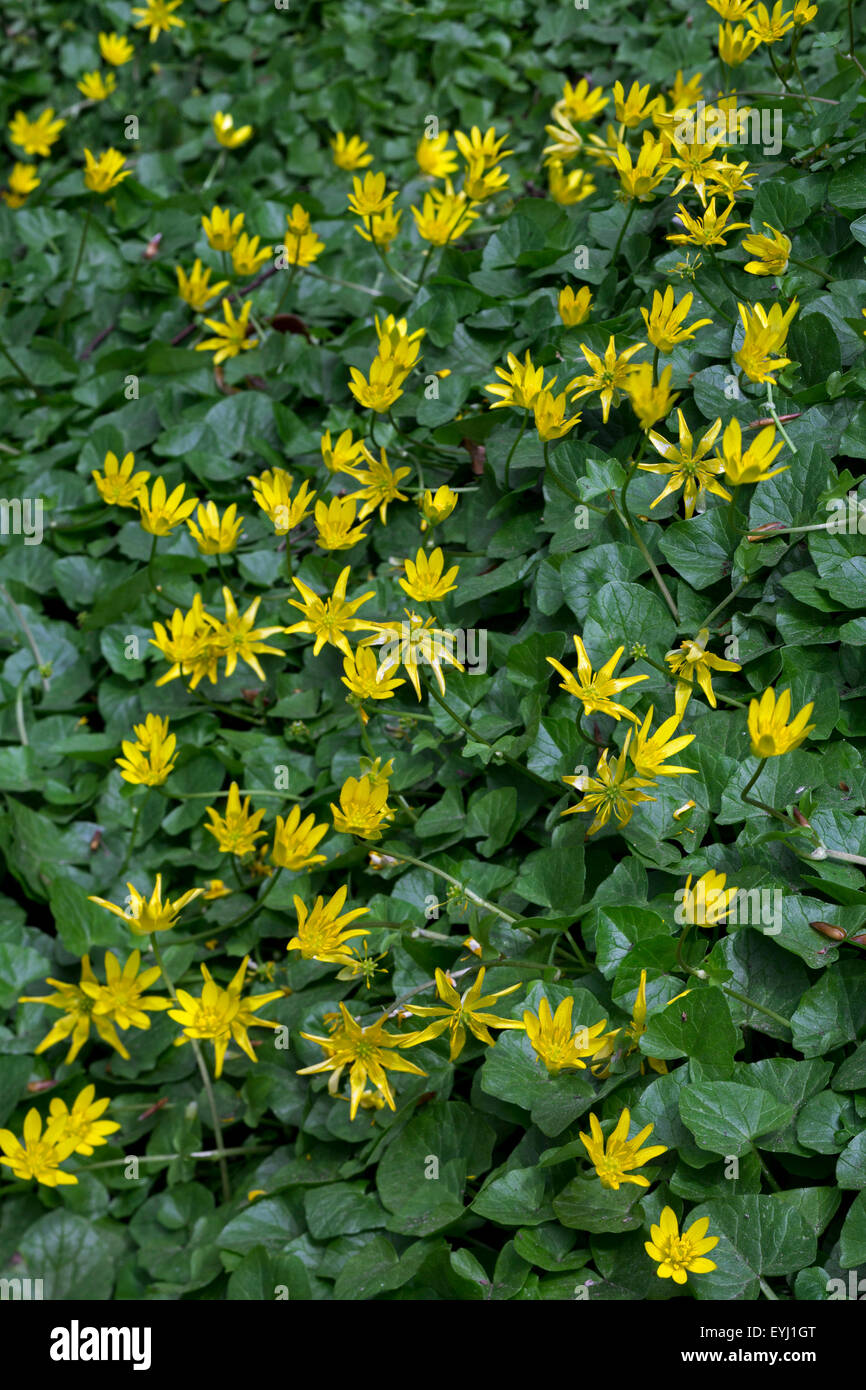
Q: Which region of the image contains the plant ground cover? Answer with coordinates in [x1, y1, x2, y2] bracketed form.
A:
[1, 0, 866, 1308]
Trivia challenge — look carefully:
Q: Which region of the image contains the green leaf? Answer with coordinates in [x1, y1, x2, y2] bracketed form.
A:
[679, 1081, 795, 1157]
[641, 989, 739, 1073]
[376, 1101, 496, 1236]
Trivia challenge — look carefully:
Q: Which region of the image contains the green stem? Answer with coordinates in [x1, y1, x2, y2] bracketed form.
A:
[503, 412, 528, 490]
[0, 340, 42, 394]
[119, 795, 147, 879]
[707, 248, 741, 300]
[380, 849, 522, 927]
[787, 254, 833, 283]
[13, 677, 29, 747]
[724, 987, 792, 1031]
[80, 1146, 269, 1172]
[767, 44, 793, 96]
[0, 584, 50, 691]
[223, 866, 283, 930]
[612, 200, 637, 262]
[615, 459, 679, 622]
[150, 933, 231, 1202]
[201, 149, 225, 192]
[763, 382, 798, 455]
[695, 280, 735, 325]
[752, 1145, 783, 1192]
[758, 1276, 779, 1301]
[652, 346, 660, 388]
[740, 757, 790, 823]
[54, 204, 93, 337]
[423, 677, 563, 795]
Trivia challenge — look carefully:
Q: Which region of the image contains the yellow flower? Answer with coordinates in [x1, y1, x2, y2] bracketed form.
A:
[746, 0, 794, 39]
[346, 448, 411, 523]
[287, 884, 369, 966]
[231, 232, 272, 277]
[558, 285, 593, 326]
[742, 223, 791, 275]
[547, 635, 649, 722]
[416, 131, 458, 178]
[666, 628, 742, 709]
[169, 957, 282, 1078]
[79, 949, 172, 1031]
[283, 205, 325, 265]
[399, 547, 459, 602]
[361, 610, 465, 699]
[92, 449, 150, 507]
[667, 197, 749, 247]
[706, 0, 755, 17]
[76, 70, 117, 101]
[629, 706, 696, 778]
[558, 79, 609, 122]
[203, 879, 231, 900]
[205, 783, 267, 857]
[718, 21, 763, 63]
[271, 804, 329, 870]
[534, 387, 582, 441]
[680, 870, 739, 926]
[411, 181, 477, 244]
[733, 298, 799, 383]
[747, 686, 815, 756]
[202, 205, 244, 251]
[523, 997, 612, 1074]
[83, 147, 131, 193]
[297, 1002, 431, 1119]
[314, 496, 369, 551]
[626, 362, 680, 431]
[132, 0, 185, 41]
[640, 410, 731, 518]
[561, 731, 657, 834]
[548, 160, 596, 204]
[99, 32, 135, 65]
[792, 0, 817, 22]
[567, 336, 646, 423]
[196, 297, 258, 364]
[8, 108, 65, 157]
[47, 1085, 120, 1157]
[419, 484, 458, 531]
[580, 1108, 668, 1189]
[454, 125, 513, 167]
[213, 111, 253, 149]
[463, 157, 509, 201]
[485, 349, 550, 411]
[405, 967, 524, 1061]
[348, 171, 397, 218]
[646, 1206, 718, 1283]
[186, 500, 243, 555]
[705, 156, 756, 201]
[0, 1109, 77, 1187]
[375, 313, 425, 354]
[116, 712, 177, 786]
[355, 207, 402, 250]
[176, 258, 229, 311]
[348, 356, 406, 412]
[545, 112, 586, 163]
[321, 428, 367, 476]
[19, 956, 132, 1063]
[89, 874, 203, 935]
[342, 645, 405, 701]
[284, 565, 378, 658]
[248, 469, 316, 534]
[610, 136, 671, 201]
[642, 287, 712, 353]
[331, 132, 373, 170]
[613, 80, 661, 128]
[150, 595, 221, 689]
[720, 417, 787, 485]
[210, 586, 284, 681]
[668, 69, 705, 106]
[331, 774, 394, 841]
[2, 162, 40, 208]
[137, 476, 199, 535]
[596, 967, 685, 1075]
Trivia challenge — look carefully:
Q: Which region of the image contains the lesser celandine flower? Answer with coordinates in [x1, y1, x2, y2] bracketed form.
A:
[641, 287, 712, 353]
[298, 1002, 431, 1119]
[210, 587, 284, 681]
[355, 208, 402, 250]
[342, 645, 405, 701]
[680, 870, 739, 926]
[363, 610, 464, 699]
[348, 171, 397, 218]
[288, 885, 369, 966]
[640, 410, 730, 517]
[249, 469, 316, 534]
[592, 968, 682, 1076]
[169, 958, 282, 1078]
[99, 31, 135, 64]
[419, 484, 458, 530]
[454, 125, 513, 167]
[347, 449, 411, 522]
[720, 417, 787, 485]
[523, 997, 611, 1074]
[321, 428, 367, 476]
[668, 197, 749, 247]
[176, 259, 228, 311]
[629, 706, 697, 779]
[231, 232, 271, 277]
[77, 70, 116, 101]
[92, 450, 150, 507]
[558, 285, 593, 326]
[534, 388, 582, 441]
[561, 731, 657, 834]
[132, 0, 185, 41]
[196, 298, 258, 364]
[213, 111, 253, 148]
[314, 496, 369, 551]
[405, 967, 524, 1061]
[8, 108, 65, 157]
[137, 476, 199, 534]
[733, 298, 798, 383]
[375, 313, 425, 353]
[568, 336, 646, 422]
[411, 182, 478, 244]
[558, 78, 609, 122]
[666, 628, 742, 710]
[717, 21, 762, 63]
[271, 805, 329, 870]
[706, 155, 756, 200]
[0, 1109, 77, 1187]
[331, 131, 373, 170]
[416, 131, 457, 178]
[116, 712, 177, 786]
[186, 500, 243, 555]
[284, 566, 378, 658]
[548, 635, 649, 722]
[463, 157, 509, 201]
[742, 223, 791, 275]
[613, 79, 661, 127]
[626, 362, 679, 430]
[548, 160, 596, 204]
[746, 0, 794, 39]
[646, 1207, 718, 1283]
[544, 112, 587, 163]
[348, 356, 406, 412]
[580, 1108, 668, 1189]
[2, 162, 40, 207]
[706, 0, 755, 17]
[399, 547, 459, 602]
[150, 595, 220, 689]
[611, 137, 671, 201]
[331, 774, 394, 840]
[284, 204, 325, 265]
[747, 686, 815, 756]
[202, 205, 244, 251]
[47, 1085, 120, 1156]
[792, 0, 817, 21]
[205, 783, 267, 856]
[19, 957, 131, 1063]
[80, 949, 171, 1031]
[485, 350, 550, 411]
[83, 147, 131, 193]
[90, 874, 203, 935]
